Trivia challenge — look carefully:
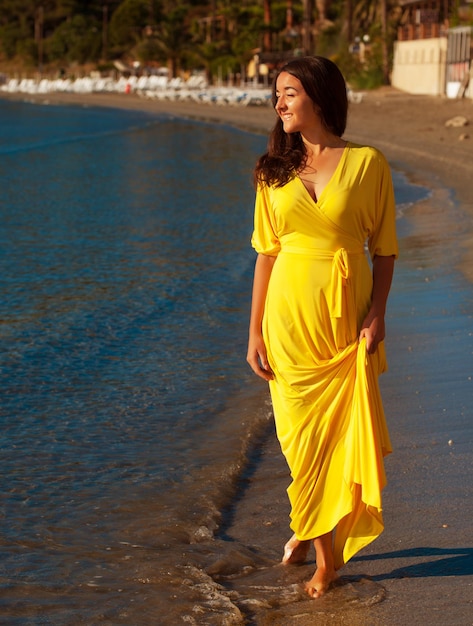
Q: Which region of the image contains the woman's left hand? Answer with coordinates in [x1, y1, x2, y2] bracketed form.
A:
[359, 309, 385, 354]
[360, 255, 395, 354]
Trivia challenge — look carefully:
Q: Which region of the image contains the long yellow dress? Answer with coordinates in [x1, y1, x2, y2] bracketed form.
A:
[251, 142, 398, 569]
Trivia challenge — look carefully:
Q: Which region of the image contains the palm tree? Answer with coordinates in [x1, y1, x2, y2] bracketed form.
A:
[302, 0, 311, 53]
[154, 5, 190, 77]
[263, 0, 271, 51]
[380, 0, 389, 84]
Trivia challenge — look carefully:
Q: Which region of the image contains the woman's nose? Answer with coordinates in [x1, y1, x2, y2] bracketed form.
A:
[276, 97, 286, 111]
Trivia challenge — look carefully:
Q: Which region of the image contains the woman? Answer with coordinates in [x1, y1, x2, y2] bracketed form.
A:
[247, 56, 398, 598]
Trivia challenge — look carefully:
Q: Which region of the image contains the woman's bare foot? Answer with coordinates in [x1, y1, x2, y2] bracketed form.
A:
[282, 534, 311, 564]
[304, 566, 339, 598]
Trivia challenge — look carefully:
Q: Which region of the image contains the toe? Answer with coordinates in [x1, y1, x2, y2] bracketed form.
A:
[305, 584, 322, 599]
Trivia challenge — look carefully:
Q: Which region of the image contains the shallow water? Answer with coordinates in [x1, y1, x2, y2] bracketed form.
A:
[0, 98, 433, 624]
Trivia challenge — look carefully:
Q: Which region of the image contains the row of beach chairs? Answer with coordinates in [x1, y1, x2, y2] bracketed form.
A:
[1, 74, 363, 105]
[0, 75, 273, 106]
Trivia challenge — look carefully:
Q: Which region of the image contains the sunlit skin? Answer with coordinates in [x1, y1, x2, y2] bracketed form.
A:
[247, 71, 394, 599]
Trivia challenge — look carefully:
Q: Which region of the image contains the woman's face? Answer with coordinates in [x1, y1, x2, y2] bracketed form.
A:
[274, 71, 320, 135]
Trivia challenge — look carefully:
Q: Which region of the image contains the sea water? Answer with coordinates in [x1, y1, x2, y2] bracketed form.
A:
[0, 98, 428, 624]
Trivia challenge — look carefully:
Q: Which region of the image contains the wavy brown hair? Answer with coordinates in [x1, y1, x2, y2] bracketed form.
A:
[254, 56, 348, 188]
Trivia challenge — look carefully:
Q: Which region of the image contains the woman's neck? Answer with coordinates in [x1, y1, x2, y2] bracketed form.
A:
[302, 132, 346, 158]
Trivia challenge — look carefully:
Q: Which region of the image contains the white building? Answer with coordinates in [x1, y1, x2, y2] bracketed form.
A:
[391, 0, 472, 99]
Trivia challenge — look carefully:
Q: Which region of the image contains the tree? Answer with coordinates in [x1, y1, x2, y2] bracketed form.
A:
[263, 0, 271, 52]
[0, 0, 36, 60]
[48, 13, 102, 64]
[108, 0, 159, 54]
[301, 0, 311, 53]
[153, 5, 191, 77]
[0, 0, 408, 84]
[380, 0, 389, 84]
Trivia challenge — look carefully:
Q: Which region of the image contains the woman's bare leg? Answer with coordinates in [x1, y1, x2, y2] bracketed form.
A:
[305, 531, 339, 598]
[282, 533, 311, 564]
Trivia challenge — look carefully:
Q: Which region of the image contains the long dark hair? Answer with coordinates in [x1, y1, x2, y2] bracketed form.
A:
[254, 56, 348, 188]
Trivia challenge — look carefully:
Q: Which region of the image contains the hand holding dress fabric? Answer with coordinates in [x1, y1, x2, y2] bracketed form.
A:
[247, 332, 274, 381]
[359, 254, 395, 354]
[359, 309, 386, 354]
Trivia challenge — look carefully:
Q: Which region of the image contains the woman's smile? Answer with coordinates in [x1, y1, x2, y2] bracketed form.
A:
[275, 71, 320, 134]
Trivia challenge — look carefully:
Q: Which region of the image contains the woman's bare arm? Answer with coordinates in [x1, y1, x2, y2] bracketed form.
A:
[247, 253, 277, 380]
[359, 254, 395, 354]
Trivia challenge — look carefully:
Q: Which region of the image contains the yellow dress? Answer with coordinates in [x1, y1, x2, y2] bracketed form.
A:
[251, 142, 399, 569]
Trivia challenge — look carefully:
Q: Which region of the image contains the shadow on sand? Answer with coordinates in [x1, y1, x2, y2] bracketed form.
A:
[352, 546, 473, 580]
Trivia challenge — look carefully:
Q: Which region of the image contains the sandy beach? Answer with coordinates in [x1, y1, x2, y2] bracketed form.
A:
[3, 88, 472, 624]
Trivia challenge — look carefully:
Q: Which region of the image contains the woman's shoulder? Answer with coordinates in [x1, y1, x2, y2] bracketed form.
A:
[257, 173, 298, 194]
[345, 141, 389, 167]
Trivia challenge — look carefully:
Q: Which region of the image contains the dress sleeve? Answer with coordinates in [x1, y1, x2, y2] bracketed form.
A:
[251, 183, 281, 256]
[367, 152, 399, 260]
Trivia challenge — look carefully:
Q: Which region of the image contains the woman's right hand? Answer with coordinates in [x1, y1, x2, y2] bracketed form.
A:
[247, 332, 274, 381]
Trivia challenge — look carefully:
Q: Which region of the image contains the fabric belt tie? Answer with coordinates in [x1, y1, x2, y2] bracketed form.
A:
[330, 248, 350, 319]
[281, 245, 364, 319]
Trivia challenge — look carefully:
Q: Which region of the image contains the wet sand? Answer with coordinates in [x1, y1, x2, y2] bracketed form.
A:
[3, 88, 472, 623]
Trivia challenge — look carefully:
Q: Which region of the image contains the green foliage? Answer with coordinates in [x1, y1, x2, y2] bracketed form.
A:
[268, 1, 288, 33]
[134, 38, 165, 64]
[109, 0, 155, 49]
[334, 35, 385, 90]
[16, 38, 38, 66]
[1, 0, 462, 85]
[47, 14, 101, 64]
[228, 6, 263, 63]
[152, 5, 192, 76]
[0, 23, 26, 59]
[315, 22, 344, 59]
[230, 29, 259, 62]
[209, 54, 239, 80]
[337, 51, 384, 90]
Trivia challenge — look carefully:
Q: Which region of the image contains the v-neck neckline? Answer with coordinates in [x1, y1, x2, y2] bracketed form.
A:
[297, 141, 350, 205]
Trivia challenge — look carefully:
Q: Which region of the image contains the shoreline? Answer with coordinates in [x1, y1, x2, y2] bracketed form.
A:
[2, 87, 472, 196]
[3, 88, 473, 624]
[3, 88, 472, 280]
